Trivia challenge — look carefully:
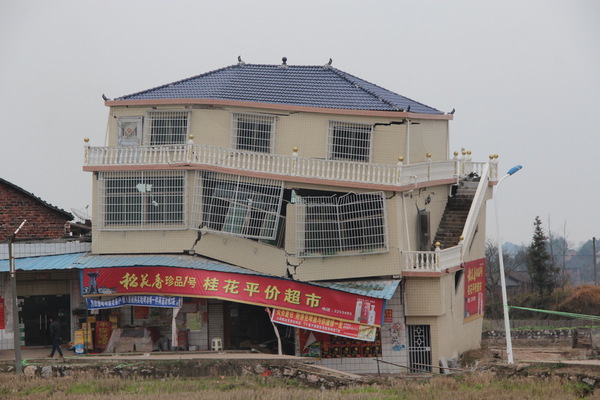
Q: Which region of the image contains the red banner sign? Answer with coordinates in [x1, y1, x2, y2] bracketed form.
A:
[82, 267, 384, 326]
[95, 320, 112, 350]
[271, 309, 376, 341]
[0, 297, 5, 330]
[464, 258, 485, 322]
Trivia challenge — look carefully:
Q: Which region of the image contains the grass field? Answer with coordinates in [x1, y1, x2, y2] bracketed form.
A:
[0, 370, 596, 399]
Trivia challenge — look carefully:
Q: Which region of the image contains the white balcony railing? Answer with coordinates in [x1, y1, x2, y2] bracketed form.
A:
[402, 246, 464, 273]
[84, 143, 496, 188]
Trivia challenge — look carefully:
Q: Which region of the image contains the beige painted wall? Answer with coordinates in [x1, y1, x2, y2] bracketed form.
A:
[104, 105, 449, 165]
[404, 277, 445, 316]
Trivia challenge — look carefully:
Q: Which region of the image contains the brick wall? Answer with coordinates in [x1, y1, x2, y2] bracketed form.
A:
[0, 183, 70, 240]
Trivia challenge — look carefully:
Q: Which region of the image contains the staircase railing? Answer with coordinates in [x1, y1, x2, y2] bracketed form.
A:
[460, 162, 490, 258]
[401, 162, 492, 273]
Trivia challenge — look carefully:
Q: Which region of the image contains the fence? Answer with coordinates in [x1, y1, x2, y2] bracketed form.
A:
[483, 319, 600, 331]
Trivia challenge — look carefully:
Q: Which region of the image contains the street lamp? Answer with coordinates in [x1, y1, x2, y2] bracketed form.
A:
[494, 165, 522, 364]
[8, 220, 26, 374]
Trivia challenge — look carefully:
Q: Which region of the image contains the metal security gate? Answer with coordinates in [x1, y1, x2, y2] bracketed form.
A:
[208, 300, 224, 348]
[408, 324, 432, 373]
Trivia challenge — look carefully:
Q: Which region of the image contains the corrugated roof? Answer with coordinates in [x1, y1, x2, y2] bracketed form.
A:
[71, 254, 260, 275]
[314, 280, 400, 300]
[0, 252, 87, 272]
[116, 63, 442, 114]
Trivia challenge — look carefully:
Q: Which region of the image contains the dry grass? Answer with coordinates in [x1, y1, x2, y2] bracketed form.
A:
[0, 370, 597, 399]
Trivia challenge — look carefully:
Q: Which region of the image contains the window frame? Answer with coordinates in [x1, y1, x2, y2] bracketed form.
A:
[231, 113, 276, 153]
[192, 171, 284, 240]
[295, 191, 388, 257]
[98, 171, 187, 230]
[144, 110, 190, 145]
[327, 121, 374, 163]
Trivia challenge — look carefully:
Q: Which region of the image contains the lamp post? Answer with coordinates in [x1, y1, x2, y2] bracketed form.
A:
[494, 165, 522, 364]
[8, 220, 26, 374]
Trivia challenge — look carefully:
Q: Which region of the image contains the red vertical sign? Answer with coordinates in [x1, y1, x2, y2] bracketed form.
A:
[0, 297, 5, 329]
[464, 258, 485, 322]
[95, 321, 112, 350]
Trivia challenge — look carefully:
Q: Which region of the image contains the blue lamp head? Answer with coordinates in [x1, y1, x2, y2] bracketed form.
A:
[507, 165, 523, 176]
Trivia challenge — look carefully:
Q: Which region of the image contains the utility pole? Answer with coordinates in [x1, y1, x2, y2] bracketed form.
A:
[9, 220, 26, 374]
[593, 237, 597, 286]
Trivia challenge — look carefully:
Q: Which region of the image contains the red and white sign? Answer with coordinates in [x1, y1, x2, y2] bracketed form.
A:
[82, 267, 385, 326]
[0, 296, 5, 330]
[464, 258, 486, 322]
[271, 309, 376, 341]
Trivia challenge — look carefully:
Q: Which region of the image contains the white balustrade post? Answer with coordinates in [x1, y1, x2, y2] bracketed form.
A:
[84, 137, 90, 164]
[187, 134, 194, 163]
[396, 156, 404, 184]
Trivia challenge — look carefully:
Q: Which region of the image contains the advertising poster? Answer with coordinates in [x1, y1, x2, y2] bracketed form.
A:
[271, 309, 376, 341]
[95, 320, 112, 350]
[464, 258, 486, 322]
[0, 297, 4, 330]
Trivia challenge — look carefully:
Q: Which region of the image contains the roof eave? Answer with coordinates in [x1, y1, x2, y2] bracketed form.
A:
[105, 98, 453, 120]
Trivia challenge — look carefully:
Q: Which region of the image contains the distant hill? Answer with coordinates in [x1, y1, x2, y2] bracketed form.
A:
[502, 242, 522, 256]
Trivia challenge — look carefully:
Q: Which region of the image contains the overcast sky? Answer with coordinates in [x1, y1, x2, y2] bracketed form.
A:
[1, 0, 598, 247]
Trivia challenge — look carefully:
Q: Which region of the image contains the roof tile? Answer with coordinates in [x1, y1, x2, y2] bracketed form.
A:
[117, 64, 442, 114]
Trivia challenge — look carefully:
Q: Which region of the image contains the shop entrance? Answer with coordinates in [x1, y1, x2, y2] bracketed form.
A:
[222, 302, 295, 354]
[19, 295, 71, 346]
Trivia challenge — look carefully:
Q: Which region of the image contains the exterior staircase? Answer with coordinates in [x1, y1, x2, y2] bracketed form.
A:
[433, 180, 478, 249]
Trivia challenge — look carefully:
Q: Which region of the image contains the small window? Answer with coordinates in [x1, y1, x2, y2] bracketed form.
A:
[327, 121, 373, 162]
[145, 111, 189, 145]
[99, 171, 186, 230]
[117, 117, 143, 146]
[232, 113, 276, 153]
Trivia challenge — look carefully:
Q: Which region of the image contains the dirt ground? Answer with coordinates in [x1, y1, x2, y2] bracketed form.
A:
[466, 340, 600, 382]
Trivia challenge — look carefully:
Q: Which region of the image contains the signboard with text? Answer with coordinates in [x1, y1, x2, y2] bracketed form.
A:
[464, 258, 486, 322]
[271, 308, 376, 341]
[81, 267, 385, 326]
[86, 295, 182, 310]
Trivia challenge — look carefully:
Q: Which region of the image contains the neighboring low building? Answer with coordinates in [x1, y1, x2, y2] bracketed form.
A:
[0, 178, 90, 349]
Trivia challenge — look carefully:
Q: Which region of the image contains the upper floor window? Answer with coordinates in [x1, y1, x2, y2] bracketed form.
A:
[192, 171, 284, 240]
[327, 121, 373, 162]
[98, 171, 186, 230]
[145, 111, 189, 145]
[232, 113, 276, 153]
[295, 191, 388, 257]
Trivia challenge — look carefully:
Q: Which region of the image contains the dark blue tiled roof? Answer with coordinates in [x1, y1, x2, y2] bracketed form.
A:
[116, 63, 443, 114]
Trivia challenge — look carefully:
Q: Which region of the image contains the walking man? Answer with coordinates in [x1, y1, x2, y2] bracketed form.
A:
[48, 316, 64, 359]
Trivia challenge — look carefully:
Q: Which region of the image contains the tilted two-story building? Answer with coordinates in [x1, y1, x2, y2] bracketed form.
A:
[82, 58, 496, 373]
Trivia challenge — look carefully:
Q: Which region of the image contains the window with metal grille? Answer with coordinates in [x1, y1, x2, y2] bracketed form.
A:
[144, 111, 189, 145]
[232, 113, 276, 153]
[327, 121, 373, 162]
[192, 171, 284, 240]
[296, 191, 388, 257]
[99, 171, 186, 230]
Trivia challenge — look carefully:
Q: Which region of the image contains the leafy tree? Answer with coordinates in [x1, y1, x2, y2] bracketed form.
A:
[526, 216, 559, 297]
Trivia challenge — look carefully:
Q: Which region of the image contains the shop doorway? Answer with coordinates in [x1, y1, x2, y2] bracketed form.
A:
[19, 295, 71, 346]
[223, 302, 295, 354]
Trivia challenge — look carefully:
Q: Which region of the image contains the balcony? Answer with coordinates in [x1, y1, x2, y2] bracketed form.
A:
[84, 143, 497, 190]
